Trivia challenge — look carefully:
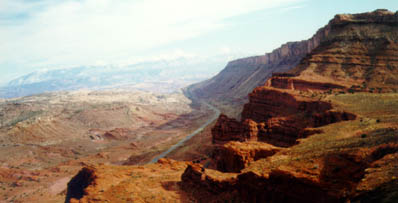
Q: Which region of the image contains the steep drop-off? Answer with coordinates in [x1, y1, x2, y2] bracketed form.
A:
[66, 10, 398, 203]
[291, 9, 398, 91]
[186, 9, 398, 116]
[180, 9, 398, 203]
[212, 86, 356, 147]
[184, 7, 335, 106]
[186, 41, 311, 102]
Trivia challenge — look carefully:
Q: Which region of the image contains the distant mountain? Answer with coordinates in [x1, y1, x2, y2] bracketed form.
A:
[0, 56, 233, 98]
[65, 10, 398, 203]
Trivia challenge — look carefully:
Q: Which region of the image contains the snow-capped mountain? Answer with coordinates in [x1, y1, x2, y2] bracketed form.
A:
[0, 55, 235, 98]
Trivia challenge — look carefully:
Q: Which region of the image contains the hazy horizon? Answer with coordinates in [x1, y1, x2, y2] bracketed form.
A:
[1, 0, 398, 85]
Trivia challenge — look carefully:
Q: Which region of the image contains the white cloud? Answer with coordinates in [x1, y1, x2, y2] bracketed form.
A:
[0, 0, 303, 71]
[280, 5, 306, 12]
[115, 49, 198, 66]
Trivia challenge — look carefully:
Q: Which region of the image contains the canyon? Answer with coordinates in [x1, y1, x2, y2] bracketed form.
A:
[64, 9, 398, 203]
[186, 9, 398, 118]
[0, 9, 397, 203]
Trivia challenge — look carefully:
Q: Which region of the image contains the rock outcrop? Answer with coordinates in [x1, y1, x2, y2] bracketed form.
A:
[186, 9, 398, 109]
[66, 159, 190, 203]
[186, 40, 315, 106]
[213, 86, 356, 147]
[267, 76, 345, 91]
[291, 9, 398, 91]
[102, 128, 130, 140]
[65, 10, 398, 203]
[180, 163, 239, 201]
[178, 10, 398, 203]
[211, 115, 259, 143]
[181, 142, 398, 202]
[213, 141, 281, 172]
[210, 9, 398, 147]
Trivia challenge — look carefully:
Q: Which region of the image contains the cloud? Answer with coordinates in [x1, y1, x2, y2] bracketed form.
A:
[280, 5, 306, 12]
[0, 0, 303, 72]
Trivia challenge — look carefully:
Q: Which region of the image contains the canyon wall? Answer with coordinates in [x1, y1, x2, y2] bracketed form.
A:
[212, 85, 356, 147]
[187, 9, 398, 109]
[186, 40, 314, 105]
[65, 10, 398, 203]
[185, 6, 337, 105]
[291, 9, 398, 90]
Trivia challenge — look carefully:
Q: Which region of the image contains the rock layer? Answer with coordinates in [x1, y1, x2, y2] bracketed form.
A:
[186, 9, 398, 108]
[65, 10, 398, 203]
[213, 141, 281, 172]
[181, 143, 398, 202]
[66, 159, 191, 203]
[291, 9, 398, 91]
[186, 41, 311, 103]
[213, 86, 356, 147]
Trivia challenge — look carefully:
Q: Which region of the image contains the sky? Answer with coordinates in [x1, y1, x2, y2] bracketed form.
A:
[0, 0, 397, 85]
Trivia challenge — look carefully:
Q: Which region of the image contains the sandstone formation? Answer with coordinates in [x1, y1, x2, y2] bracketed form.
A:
[211, 115, 259, 143]
[180, 9, 398, 202]
[266, 76, 345, 91]
[213, 86, 356, 147]
[213, 141, 281, 172]
[186, 9, 398, 113]
[65, 10, 398, 203]
[210, 9, 398, 147]
[181, 140, 398, 202]
[291, 9, 398, 91]
[186, 31, 330, 102]
[66, 159, 191, 203]
[185, 40, 314, 114]
[102, 128, 130, 140]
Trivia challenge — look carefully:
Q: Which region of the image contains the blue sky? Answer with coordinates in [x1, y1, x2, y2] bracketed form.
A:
[0, 0, 397, 85]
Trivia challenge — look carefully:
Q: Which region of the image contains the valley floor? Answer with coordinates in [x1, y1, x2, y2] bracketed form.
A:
[0, 90, 216, 202]
[66, 91, 398, 202]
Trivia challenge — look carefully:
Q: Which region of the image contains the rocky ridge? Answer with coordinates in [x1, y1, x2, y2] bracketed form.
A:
[65, 10, 398, 203]
[186, 9, 398, 118]
[179, 9, 398, 202]
[291, 9, 398, 91]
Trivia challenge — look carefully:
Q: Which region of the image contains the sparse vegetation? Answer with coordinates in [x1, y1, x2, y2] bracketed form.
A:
[246, 92, 398, 175]
[0, 89, 204, 202]
[7, 110, 43, 127]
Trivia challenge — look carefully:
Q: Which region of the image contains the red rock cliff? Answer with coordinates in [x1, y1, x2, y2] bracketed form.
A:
[212, 86, 355, 147]
[291, 9, 398, 90]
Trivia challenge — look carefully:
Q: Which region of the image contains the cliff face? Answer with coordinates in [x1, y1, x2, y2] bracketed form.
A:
[181, 9, 398, 202]
[181, 142, 398, 202]
[291, 9, 398, 90]
[186, 40, 313, 106]
[185, 7, 330, 104]
[212, 86, 355, 147]
[187, 9, 398, 109]
[66, 159, 191, 203]
[211, 115, 259, 143]
[66, 10, 398, 203]
[208, 9, 398, 148]
[213, 141, 281, 172]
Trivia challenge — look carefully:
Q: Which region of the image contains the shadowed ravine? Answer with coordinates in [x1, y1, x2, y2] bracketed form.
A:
[148, 102, 220, 163]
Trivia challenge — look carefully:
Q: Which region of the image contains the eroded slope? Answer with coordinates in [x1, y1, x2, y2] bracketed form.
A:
[65, 10, 398, 203]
